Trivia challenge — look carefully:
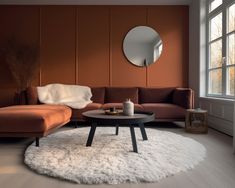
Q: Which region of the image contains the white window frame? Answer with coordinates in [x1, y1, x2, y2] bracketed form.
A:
[206, 0, 235, 99]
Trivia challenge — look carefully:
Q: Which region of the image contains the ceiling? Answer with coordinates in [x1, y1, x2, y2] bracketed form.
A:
[0, 0, 192, 5]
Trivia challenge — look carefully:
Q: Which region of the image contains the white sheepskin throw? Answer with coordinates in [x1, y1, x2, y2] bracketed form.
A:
[37, 84, 92, 109]
[24, 127, 206, 184]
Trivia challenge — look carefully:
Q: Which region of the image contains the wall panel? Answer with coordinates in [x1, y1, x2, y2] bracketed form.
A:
[0, 6, 40, 88]
[148, 6, 189, 87]
[111, 6, 147, 87]
[199, 98, 234, 135]
[40, 6, 76, 85]
[77, 6, 110, 86]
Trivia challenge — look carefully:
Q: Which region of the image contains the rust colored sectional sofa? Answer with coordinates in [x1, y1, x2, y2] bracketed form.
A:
[0, 86, 193, 147]
[26, 86, 194, 122]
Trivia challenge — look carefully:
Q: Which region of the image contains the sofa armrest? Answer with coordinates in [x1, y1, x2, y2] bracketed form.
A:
[172, 88, 194, 109]
[26, 86, 40, 105]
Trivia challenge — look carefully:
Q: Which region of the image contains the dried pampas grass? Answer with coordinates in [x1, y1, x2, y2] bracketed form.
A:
[3, 38, 39, 91]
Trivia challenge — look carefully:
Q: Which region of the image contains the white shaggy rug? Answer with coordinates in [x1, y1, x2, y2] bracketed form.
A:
[24, 127, 206, 184]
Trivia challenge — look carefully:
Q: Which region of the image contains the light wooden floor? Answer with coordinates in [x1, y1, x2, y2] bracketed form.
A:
[0, 124, 235, 188]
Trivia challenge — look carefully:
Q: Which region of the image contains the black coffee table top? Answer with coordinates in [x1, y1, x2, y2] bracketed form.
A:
[82, 110, 155, 125]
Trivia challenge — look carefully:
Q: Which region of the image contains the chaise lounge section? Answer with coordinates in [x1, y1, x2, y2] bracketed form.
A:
[0, 105, 72, 146]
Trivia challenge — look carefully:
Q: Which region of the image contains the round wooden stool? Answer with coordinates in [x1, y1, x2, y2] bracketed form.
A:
[185, 109, 208, 134]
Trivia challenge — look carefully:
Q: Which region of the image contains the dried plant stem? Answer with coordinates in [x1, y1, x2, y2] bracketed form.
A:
[3, 38, 39, 92]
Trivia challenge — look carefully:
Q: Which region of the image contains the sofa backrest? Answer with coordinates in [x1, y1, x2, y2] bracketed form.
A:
[26, 86, 106, 105]
[139, 87, 175, 104]
[25, 86, 193, 109]
[105, 87, 139, 103]
[91, 87, 105, 104]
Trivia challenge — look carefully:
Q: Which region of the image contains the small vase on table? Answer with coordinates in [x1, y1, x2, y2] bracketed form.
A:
[123, 99, 134, 116]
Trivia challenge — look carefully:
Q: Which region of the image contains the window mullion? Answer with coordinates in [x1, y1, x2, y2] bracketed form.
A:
[209, 36, 223, 44]
[222, 7, 227, 96]
[227, 30, 235, 36]
[208, 66, 223, 71]
[206, 0, 210, 96]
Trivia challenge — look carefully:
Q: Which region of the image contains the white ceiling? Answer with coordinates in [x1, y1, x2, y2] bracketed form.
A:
[0, 0, 192, 5]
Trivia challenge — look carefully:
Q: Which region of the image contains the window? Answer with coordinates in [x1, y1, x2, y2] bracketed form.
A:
[207, 0, 235, 98]
[210, 0, 222, 12]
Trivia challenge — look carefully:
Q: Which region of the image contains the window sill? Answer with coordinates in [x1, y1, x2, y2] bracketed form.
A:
[199, 96, 234, 105]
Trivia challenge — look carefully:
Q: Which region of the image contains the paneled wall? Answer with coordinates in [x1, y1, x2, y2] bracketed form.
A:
[199, 98, 234, 136]
[77, 6, 110, 86]
[0, 6, 40, 106]
[0, 5, 189, 106]
[41, 6, 76, 85]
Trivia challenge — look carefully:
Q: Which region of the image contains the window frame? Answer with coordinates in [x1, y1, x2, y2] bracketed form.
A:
[206, 0, 235, 99]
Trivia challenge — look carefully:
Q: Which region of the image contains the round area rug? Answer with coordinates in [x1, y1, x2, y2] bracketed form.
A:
[24, 127, 206, 184]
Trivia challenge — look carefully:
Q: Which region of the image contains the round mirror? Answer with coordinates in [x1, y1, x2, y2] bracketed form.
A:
[123, 26, 163, 67]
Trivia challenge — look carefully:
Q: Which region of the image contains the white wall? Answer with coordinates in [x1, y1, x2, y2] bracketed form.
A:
[189, 0, 200, 107]
[199, 98, 234, 135]
[189, 0, 234, 136]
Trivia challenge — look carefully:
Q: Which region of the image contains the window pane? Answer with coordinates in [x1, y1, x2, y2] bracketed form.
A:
[227, 33, 235, 65]
[209, 69, 222, 94]
[210, 13, 222, 41]
[210, 0, 222, 12]
[209, 40, 222, 68]
[226, 67, 235, 96]
[228, 3, 235, 33]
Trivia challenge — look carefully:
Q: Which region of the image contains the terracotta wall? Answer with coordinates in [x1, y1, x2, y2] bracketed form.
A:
[0, 5, 189, 106]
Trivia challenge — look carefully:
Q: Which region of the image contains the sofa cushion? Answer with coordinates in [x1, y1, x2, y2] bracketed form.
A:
[139, 87, 175, 104]
[0, 105, 71, 133]
[141, 103, 186, 119]
[72, 103, 102, 120]
[102, 103, 143, 111]
[105, 87, 138, 103]
[91, 87, 105, 104]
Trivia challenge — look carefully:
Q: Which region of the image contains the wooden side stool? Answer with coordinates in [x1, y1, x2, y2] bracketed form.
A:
[185, 109, 208, 134]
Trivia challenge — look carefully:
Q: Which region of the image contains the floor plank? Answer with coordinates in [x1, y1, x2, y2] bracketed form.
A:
[0, 125, 235, 188]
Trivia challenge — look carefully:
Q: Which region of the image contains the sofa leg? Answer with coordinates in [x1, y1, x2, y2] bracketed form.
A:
[115, 124, 119, 135]
[74, 121, 78, 128]
[36, 137, 39, 147]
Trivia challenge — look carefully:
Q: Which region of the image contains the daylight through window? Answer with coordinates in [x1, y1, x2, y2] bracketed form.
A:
[207, 0, 235, 98]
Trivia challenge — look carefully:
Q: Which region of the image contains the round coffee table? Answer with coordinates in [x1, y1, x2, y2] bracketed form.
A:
[82, 110, 155, 153]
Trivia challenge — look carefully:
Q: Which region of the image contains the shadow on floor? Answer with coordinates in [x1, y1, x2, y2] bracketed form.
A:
[0, 122, 184, 145]
[68, 121, 183, 129]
